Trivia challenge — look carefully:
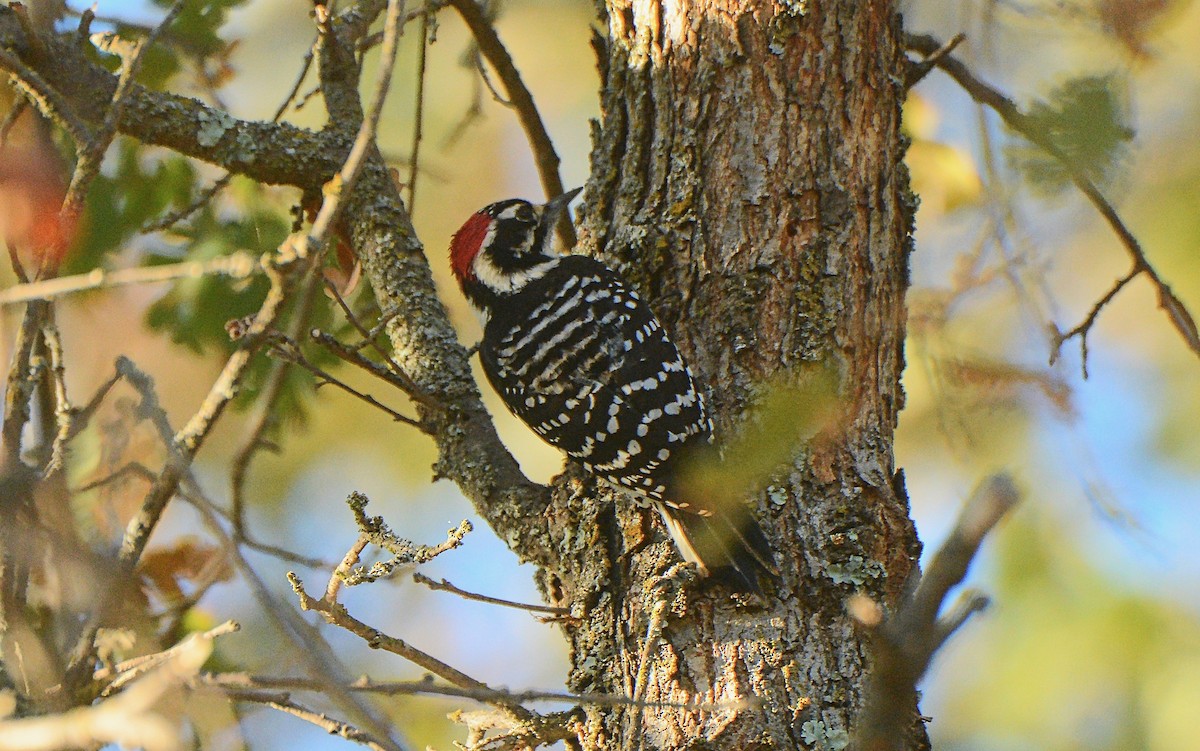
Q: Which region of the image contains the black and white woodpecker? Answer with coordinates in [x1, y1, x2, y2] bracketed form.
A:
[449, 188, 778, 593]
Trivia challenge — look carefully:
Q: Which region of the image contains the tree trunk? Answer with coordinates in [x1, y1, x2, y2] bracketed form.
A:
[542, 1, 924, 748]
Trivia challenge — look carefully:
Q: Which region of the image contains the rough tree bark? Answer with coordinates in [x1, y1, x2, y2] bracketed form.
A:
[540, 0, 923, 748]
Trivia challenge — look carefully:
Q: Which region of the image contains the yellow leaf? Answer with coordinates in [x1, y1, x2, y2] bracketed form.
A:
[906, 140, 983, 213]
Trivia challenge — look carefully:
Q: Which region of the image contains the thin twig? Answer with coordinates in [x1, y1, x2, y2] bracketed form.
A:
[200, 672, 751, 711]
[139, 36, 318, 235]
[64, 368, 122, 444]
[61, 0, 185, 228]
[183, 487, 408, 751]
[73, 460, 157, 494]
[275, 42, 318, 121]
[904, 32, 1200, 371]
[356, 5, 444, 51]
[317, 288, 441, 409]
[0, 625, 219, 751]
[335, 492, 471, 586]
[904, 32, 965, 88]
[447, 0, 575, 247]
[0, 252, 257, 305]
[96, 620, 240, 695]
[7, 245, 30, 284]
[265, 335, 425, 429]
[288, 572, 537, 725]
[0, 47, 93, 148]
[0, 97, 28, 148]
[60, 253, 306, 696]
[1, 301, 47, 465]
[119, 255, 299, 566]
[406, 4, 430, 214]
[1050, 265, 1140, 378]
[228, 262, 323, 545]
[326, 534, 371, 603]
[412, 572, 570, 616]
[238, 695, 391, 751]
[39, 315, 73, 475]
[137, 173, 234, 234]
[315, 329, 439, 403]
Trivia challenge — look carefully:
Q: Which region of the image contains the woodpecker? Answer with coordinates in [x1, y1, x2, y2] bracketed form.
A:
[449, 188, 778, 593]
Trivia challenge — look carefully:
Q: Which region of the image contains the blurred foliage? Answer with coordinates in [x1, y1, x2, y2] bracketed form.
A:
[1007, 75, 1135, 195]
[150, 0, 247, 61]
[66, 140, 199, 275]
[904, 94, 983, 214]
[143, 180, 285, 354]
[933, 509, 1200, 750]
[679, 364, 840, 507]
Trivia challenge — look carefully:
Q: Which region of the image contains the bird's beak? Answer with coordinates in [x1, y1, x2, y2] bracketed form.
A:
[542, 187, 583, 224]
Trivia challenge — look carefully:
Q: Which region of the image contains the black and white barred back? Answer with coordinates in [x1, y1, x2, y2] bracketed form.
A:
[449, 190, 778, 593]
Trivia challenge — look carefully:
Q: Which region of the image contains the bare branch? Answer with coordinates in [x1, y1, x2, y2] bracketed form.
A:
[904, 32, 965, 88]
[264, 335, 426, 429]
[233, 695, 392, 751]
[302, 0, 408, 256]
[311, 321, 440, 411]
[137, 173, 234, 234]
[335, 492, 470, 586]
[202, 672, 748, 711]
[0, 253, 257, 306]
[38, 316, 72, 475]
[183, 490, 407, 751]
[96, 621, 240, 696]
[229, 264, 323, 540]
[851, 474, 1021, 751]
[60, 1, 184, 227]
[447, 0, 575, 247]
[0, 624, 219, 751]
[326, 533, 372, 603]
[0, 6, 340, 190]
[60, 252, 307, 697]
[288, 571, 537, 726]
[406, 5, 430, 214]
[0, 46, 92, 148]
[413, 572, 570, 617]
[1050, 265, 1140, 377]
[904, 32, 1200, 370]
[0, 96, 27, 147]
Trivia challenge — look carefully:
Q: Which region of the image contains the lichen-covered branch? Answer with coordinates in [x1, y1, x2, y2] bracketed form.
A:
[0, 6, 339, 190]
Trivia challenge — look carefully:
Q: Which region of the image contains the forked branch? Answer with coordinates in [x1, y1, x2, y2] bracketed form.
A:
[905, 32, 1200, 373]
[851, 474, 1021, 751]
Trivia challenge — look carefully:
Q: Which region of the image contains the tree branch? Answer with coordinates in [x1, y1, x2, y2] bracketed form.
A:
[288, 571, 539, 726]
[447, 0, 576, 246]
[851, 474, 1021, 751]
[413, 572, 570, 617]
[0, 253, 257, 305]
[0, 7, 340, 190]
[905, 32, 1200, 371]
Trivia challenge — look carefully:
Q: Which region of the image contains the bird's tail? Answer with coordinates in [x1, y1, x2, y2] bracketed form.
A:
[657, 502, 780, 594]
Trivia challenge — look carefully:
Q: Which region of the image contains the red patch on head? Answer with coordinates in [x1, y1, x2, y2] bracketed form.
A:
[449, 212, 492, 285]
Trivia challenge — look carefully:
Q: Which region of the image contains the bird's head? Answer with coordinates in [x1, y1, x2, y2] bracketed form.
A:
[449, 188, 581, 309]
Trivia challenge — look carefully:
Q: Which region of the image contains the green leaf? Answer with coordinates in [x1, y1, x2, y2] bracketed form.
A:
[152, 0, 248, 62]
[1008, 75, 1135, 195]
[64, 140, 200, 275]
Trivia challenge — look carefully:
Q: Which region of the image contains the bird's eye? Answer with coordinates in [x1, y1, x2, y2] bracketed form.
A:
[514, 204, 535, 223]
